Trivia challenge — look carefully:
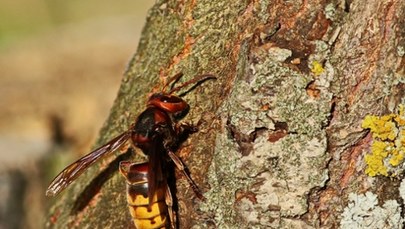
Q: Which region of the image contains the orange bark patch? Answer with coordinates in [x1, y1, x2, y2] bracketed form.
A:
[306, 81, 321, 99]
[339, 134, 372, 188]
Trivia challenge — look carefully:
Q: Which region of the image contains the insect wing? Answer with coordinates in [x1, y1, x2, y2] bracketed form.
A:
[46, 131, 131, 197]
[146, 137, 165, 204]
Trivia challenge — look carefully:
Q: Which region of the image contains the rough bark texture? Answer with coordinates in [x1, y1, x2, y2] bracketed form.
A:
[46, 0, 405, 228]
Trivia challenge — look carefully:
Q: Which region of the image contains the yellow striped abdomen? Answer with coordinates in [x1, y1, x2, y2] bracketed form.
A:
[119, 161, 173, 229]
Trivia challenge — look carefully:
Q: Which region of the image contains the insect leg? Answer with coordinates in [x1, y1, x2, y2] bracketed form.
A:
[165, 183, 176, 229]
[167, 151, 205, 200]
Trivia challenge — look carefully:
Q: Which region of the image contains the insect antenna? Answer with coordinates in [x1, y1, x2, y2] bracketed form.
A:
[169, 74, 216, 96]
[162, 72, 184, 93]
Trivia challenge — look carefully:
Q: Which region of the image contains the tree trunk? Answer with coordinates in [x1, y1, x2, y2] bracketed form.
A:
[46, 0, 405, 228]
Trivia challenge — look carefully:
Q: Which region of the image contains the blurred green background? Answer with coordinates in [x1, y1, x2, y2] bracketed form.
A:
[0, 1, 154, 228]
[0, 0, 153, 46]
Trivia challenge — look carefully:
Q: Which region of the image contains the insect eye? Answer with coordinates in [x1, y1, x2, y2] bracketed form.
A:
[172, 105, 189, 120]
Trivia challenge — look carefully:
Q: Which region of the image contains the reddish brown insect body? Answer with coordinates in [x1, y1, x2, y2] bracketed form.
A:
[46, 73, 215, 228]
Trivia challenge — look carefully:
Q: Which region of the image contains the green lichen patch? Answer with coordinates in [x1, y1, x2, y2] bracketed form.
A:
[201, 45, 332, 227]
[362, 105, 405, 177]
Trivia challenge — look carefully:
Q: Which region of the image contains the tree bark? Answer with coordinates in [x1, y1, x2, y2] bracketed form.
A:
[46, 0, 405, 228]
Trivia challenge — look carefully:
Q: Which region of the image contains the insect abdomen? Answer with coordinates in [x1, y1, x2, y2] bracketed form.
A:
[119, 161, 172, 229]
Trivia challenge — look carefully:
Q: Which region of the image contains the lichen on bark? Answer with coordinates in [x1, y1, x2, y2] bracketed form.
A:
[200, 40, 331, 227]
[45, 0, 405, 228]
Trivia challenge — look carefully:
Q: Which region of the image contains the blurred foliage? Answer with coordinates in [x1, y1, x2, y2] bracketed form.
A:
[0, 1, 154, 228]
[0, 0, 153, 47]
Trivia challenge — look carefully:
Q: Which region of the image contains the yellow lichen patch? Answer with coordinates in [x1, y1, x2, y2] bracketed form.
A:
[362, 106, 405, 177]
[389, 148, 405, 166]
[364, 141, 391, 176]
[394, 105, 405, 126]
[310, 61, 324, 76]
[365, 154, 388, 176]
[361, 115, 397, 141]
[399, 129, 405, 145]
